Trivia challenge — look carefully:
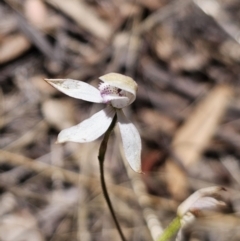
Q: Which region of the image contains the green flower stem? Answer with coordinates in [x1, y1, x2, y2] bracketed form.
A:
[98, 114, 127, 241]
[156, 216, 181, 241]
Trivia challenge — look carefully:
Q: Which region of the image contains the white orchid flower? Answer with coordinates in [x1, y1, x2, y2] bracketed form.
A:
[45, 73, 142, 173]
[177, 186, 226, 218]
[175, 186, 227, 241]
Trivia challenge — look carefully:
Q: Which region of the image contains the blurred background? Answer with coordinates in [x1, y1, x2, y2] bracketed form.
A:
[1, 0, 240, 240]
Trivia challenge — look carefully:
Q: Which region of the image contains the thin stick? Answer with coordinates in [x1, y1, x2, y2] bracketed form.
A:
[98, 114, 126, 241]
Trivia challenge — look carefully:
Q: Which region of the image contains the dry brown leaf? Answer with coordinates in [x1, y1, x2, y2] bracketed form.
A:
[165, 85, 232, 200]
[0, 209, 44, 241]
[0, 193, 17, 216]
[24, 0, 48, 28]
[31, 75, 58, 96]
[0, 34, 31, 64]
[42, 98, 76, 130]
[165, 160, 189, 201]
[138, 108, 177, 134]
[173, 85, 232, 167]
[170, 51, 209, 72]
[193, 214, 240, 241]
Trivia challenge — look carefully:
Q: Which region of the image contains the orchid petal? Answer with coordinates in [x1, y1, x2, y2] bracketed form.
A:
[45, 79, 103, 103]
[99, 73, 137, 106]
[117, 109, 142, 173]
[189, 197, 226, 214]
[177, 186, 226, 217]
[57, 106, 115, 143]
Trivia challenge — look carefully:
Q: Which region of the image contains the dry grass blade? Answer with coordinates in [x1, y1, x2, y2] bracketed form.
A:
[0, 150, 169, 206]
[45, 0, 112, 41]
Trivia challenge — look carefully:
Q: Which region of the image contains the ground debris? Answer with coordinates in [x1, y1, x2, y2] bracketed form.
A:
[1, 0, 240, 240]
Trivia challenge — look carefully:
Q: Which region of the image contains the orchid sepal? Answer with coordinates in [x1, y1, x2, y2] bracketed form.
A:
[117, 109, 142, 173]
[45, 78, 103, 103]
[57, 105, 115, 143]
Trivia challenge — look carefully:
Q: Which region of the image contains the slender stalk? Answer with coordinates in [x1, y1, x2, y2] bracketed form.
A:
[156, 216, 181, 241]
[98, 114, 127, 241]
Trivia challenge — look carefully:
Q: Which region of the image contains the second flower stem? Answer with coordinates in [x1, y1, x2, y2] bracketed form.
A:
[156, 216, 181, 241]
[98, 114, 127, 241]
